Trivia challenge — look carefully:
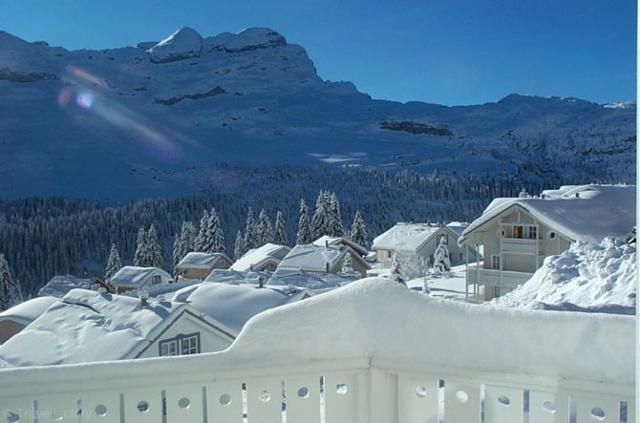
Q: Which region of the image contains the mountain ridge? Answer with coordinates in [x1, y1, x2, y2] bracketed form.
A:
[0, 27, 635, 200]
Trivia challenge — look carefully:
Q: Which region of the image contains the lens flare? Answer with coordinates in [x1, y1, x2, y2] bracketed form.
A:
[75, 92, 94, 109]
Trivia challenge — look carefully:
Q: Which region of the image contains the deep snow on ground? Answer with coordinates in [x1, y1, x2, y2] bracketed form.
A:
[493, 239, 636, 314]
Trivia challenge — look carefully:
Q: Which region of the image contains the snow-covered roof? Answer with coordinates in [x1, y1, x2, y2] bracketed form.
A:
[372, 222, 458, 253]
[0, 289, 184, 367]
[205, 269, 273, 285]
[37, 274, 94, 298]
[445, 222, 469, 237]
[230, 243, 290, 272]
[276, 244, 369, 273]
[267, 270, 358, 291]
[110, 266, 172, 288]
[493, 238, 636, 314]
[177, 252, 231, 270]
[0, 297, 61, 326]
[460, 184, 636, 244]
[172, 283, 300, 335]
[312, 236, 368, 256]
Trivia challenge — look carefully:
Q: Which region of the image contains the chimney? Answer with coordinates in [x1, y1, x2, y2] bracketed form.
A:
[326, 262, 330, 272]
[575, 192, 580, 198]
[139, 290, 149, 307]
[258, 276, 264, 289]
[325, 240, 329, 248]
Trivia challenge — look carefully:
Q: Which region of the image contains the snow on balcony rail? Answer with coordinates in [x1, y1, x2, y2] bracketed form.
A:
[0, 278, 634, 423]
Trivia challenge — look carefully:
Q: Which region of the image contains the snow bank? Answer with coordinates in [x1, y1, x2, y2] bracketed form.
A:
[213, 28, 286, 53]
[148, 27, 202, 63]
[227, 278, 634, 384]
[493, 239, 636, 314]
[0, 296, 60, 325]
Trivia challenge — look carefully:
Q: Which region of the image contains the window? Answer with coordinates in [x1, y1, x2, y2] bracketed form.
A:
[181, 334, 200, 355]
[437, 234, 448, 245]
[159, 339, 178, 356]
[152, 275, 161, 285]
[159, 333, 201, 356]
[513, 225, 523, 239]
[527, 226, 537, 239]
[491, 254, 501, 270]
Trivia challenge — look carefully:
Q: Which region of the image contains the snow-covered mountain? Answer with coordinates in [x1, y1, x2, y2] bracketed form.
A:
[0, 27, 635, 200]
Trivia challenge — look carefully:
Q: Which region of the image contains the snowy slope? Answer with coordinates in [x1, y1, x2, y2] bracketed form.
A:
[0, 27, 635, 199]
[493, 239, 636, 314]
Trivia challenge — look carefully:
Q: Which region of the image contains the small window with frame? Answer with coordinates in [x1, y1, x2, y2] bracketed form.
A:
[159, 339, 178, 356]
[181, 333, 200, 355]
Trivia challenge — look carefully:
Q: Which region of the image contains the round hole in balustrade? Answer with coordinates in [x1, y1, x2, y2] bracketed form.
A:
[497, 396, 510, 407]
[542, 401, 556, 414]
[95, 404, 108, 417]
[455, 391, 468, 403]
[415, 385, 427, 398]
[591, 407, 605, 421]
[178, 397, 191, 410]
[219, 394, 232, 406]
[7, 411, 19, 423]
[137, 401, 150, 413]
[297, 387, 310, 399]
[336, 384, 349, 395]
[258, 390, 271, 402]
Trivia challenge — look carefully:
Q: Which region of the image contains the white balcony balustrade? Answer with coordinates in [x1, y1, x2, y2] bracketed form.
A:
[0, 278, 634, 423]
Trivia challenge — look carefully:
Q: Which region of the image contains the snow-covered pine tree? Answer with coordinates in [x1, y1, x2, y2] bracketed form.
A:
[257, 209, 274, 247]
[133, 227, 147, 266]
[193, 210, 210, 252]
[311, 191, 331, 239]
[350, 210, 368, 247]
[172, 234, 181, 276]
[145, 224, 164, 268]
[273, 211, 288, 245]
[296, 199, 312, 245]
[104, 243, 122, 280]
[0, 253, 21, 311]
[234, 230, 246, 260]
[340, 251, 355, 275]
[210, 208, 225, 253]
[178, 221, 195, 259]
[328, 193, 344, 237]
[391, 255, 406, 286]
[244, 207, 258, 251]
[433, 238, 451, 272]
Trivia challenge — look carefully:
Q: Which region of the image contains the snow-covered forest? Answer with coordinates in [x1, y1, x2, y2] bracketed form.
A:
[0, 164, 620, 295]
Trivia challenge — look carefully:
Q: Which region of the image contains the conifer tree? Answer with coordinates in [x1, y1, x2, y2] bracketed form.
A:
[145, 224, 164, 268]
[133, 227, 147, 266]
[194, 210, 210, 252]
[433, 238, 451, 272]
[244, 207, 259, 251]
[172, 234, 181, 276]
[257, 209, 274, 247]
[296, 199, 312, 245]
[350, 210, 368, 247]
[178, 221, 195, 259]
[104, 243, 122, 280]
[210, 208, 225, 253]
[273, 211, 288, 245]
[328, 193, 344, 237]
[0, 253, 21, 311]
[311, 191, 331, 239]
[234, 230, 245, 260]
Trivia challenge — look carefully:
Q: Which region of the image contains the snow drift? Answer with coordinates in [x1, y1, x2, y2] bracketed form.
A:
[493, 238, 636, 314]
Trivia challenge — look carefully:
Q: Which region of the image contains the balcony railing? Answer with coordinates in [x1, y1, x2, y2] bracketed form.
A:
[501, 237, 538, 254]
[0, 281, 634, 423]
[467, 265, 534, 289]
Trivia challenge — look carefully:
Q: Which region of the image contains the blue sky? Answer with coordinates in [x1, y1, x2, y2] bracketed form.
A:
[1, 0, 635, 105]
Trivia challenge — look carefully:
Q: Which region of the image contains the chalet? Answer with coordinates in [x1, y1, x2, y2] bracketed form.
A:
[0, 297, 60, 344]
[275, 244, 370, 278]
[205, 269, 273, 286]
[458, 184, 636, 301]
[372, 222, 478, 266]
[37, 274, 93, 297]
[230, 243, 291, 272]
[312, 236, 368, 257]
[0, 289, 234, 366]
[176, 252, 233, 280]
[109, 266, 173, 294]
